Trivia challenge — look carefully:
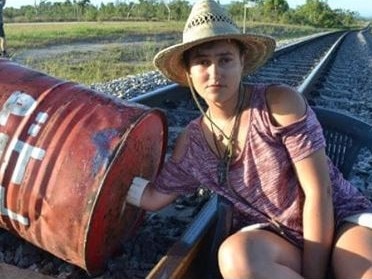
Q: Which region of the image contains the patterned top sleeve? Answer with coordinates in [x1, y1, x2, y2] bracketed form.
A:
[272, 106, 326, 162]
[151, 156, 200, 194]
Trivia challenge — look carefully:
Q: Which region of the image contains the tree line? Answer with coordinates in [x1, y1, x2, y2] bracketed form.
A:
[3, 0, 363, 28]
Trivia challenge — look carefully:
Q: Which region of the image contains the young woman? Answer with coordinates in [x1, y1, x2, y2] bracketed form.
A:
[127, 0, 372, 278]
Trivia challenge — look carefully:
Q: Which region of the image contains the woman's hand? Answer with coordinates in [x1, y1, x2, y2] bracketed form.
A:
[126, 176, 178, 211]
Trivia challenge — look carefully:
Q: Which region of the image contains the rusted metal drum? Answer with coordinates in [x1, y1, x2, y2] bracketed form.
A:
[0, 59, 167, 275]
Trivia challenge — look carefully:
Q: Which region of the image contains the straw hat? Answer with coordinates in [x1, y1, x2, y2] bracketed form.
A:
[153, 0, 276, 86]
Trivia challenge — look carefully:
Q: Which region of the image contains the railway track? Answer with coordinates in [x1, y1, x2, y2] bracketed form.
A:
[1, 27, 371, 278]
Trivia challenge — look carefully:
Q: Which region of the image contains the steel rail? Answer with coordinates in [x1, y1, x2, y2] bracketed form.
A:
[297, 32, 348, 97]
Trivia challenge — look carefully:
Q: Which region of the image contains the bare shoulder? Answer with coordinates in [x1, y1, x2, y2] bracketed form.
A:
[266, 84, 307, 127]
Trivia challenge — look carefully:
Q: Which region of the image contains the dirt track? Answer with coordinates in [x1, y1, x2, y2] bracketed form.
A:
[11, 33, 179, 65]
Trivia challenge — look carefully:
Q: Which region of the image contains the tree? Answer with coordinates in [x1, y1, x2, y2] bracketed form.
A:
[73, 0, 91, 20]
[228, 1, 245, 22]
[2, 0, 361, 26]
[168, 0, 190, 20]
[294, 0, 338, 27]
[261, 0, 289, 21]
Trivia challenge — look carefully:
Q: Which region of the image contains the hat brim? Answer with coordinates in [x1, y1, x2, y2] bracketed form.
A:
[153, 33, 276, 86]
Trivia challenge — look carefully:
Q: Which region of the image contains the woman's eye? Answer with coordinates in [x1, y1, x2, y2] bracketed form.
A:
[190, 58, 208, 66]
[199, 59, 210, 66]
[221, 57, 232, 64]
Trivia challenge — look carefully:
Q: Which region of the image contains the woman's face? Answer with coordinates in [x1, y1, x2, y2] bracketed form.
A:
[186, 40, 244, 106]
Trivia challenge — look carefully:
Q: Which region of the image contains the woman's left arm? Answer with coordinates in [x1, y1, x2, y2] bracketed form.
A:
[267, 85, 334, 278]
[294, 149, 334, 279]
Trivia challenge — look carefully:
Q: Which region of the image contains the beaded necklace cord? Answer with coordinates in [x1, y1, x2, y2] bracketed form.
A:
[209, 112, 236, 143]
[186, 73, 244, 184]
[208, 86, 245, 184]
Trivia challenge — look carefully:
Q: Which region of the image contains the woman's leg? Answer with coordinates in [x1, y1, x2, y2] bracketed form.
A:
[332, 223, 372, 279]
[218, 229, 303, 279]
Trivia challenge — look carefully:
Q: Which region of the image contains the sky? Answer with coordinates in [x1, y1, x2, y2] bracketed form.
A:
[6, 0, 372, 18]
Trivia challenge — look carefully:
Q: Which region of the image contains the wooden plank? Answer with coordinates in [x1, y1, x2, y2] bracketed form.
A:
[147, 195, 218, 279]
[147, 238, 203, 279]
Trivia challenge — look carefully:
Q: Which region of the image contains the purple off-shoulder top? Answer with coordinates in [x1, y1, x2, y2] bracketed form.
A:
[152, 83, 372, 247]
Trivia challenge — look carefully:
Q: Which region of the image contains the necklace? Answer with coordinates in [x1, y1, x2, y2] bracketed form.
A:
[185, 74, 245, 185]
[208, 86, 246, 185]
[186, 77, 292, 242]
[208, 112, 236, 142]
[209, 113, 236, 184]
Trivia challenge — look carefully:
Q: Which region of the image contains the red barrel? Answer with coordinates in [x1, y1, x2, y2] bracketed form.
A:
[0, 59, 167, 275]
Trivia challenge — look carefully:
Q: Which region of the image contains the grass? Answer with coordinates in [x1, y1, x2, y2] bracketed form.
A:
[5, 21, 183, 49]
[24, 41, 168, 84]
[5, 21, 332, 85]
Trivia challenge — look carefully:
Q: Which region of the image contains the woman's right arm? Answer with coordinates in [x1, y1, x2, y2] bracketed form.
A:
[140, 184, 179, 211]
[127, 129, 189, 211]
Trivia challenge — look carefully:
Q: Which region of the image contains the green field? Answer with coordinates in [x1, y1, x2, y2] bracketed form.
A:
[5, 21, 332, 85]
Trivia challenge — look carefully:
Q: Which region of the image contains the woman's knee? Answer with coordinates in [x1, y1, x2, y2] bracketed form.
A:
[218, 231, 264, 278]
[332, 224, 372, 279]
[218, 230, 302, 278]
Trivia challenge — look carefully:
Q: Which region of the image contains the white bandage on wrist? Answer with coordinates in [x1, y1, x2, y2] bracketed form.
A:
[126, 177, 149, 207]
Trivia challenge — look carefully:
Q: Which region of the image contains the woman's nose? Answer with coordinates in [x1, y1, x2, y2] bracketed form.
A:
[208, 63, 220, 78]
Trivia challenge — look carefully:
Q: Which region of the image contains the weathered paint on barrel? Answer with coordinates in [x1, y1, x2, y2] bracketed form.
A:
[0, 59, 167, 275]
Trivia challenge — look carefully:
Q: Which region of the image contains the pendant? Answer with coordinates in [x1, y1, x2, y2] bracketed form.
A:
[217, 134, 224, 142]
[217, 160, 228, 185]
